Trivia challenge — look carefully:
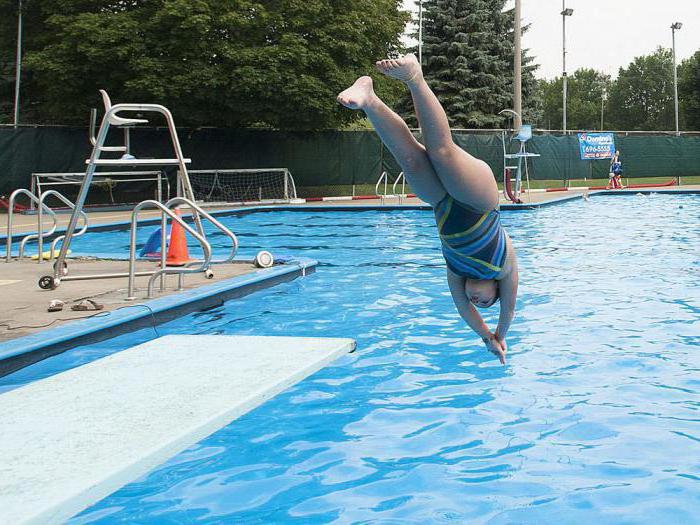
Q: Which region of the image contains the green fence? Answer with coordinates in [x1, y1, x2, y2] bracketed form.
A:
[1, 127, 699, 197]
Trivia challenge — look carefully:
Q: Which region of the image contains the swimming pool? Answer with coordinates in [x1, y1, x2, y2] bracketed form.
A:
[3, 194, 699, 523]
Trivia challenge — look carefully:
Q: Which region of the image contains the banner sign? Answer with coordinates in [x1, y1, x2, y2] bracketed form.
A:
[577, 132, 615, 160]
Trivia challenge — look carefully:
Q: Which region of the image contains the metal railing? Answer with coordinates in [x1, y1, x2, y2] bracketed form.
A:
[127, 200, 211, 300]
[392, 172, 406, 196]
[375, 171, 410, 203]
[39, 190, 89, 263]
[5, 189, 87, 263]
[164, 197, 238, 266]
[375, 171, 389, 197]
[127, 197, 238, 299]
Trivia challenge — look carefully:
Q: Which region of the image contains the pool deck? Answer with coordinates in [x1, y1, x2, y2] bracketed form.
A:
[0, 334, 356, 525]
[0, 258, 259, 342]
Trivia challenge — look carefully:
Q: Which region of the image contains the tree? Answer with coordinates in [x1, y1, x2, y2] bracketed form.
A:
[538, 68, 610, 130]
[678, 50, 700, 131]
[401, 0, 540, 129]
[3, 0, 410, 129]
[606, 47, 675, 131]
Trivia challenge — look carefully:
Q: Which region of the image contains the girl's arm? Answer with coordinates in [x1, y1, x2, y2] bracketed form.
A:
[495, 251, 519, 345]
[446, 269, 506, 363]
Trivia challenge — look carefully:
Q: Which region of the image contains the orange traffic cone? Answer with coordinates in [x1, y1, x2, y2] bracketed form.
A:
[166, 209, 191, 266]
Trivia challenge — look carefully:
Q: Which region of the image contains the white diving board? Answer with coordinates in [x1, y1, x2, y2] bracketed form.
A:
[0, 335, 355, 525]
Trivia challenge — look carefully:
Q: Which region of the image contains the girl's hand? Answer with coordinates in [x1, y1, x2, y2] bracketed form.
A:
[483, 335, 506, 365]
[495, 332, 508, 356]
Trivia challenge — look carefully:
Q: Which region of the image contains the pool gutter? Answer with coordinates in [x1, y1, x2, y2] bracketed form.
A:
[0, 257, 317, 377]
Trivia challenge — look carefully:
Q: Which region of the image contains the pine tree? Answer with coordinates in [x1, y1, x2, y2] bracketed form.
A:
[401, 0, 540, 129]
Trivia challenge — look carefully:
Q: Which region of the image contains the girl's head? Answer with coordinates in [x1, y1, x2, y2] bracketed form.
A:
[464, 278, 499, 308]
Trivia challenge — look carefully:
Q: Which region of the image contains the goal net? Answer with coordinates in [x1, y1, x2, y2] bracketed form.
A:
[31, 171, 168, 209]
[187, 168, 298, 204]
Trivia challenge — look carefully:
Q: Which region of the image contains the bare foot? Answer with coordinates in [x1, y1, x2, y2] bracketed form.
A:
[375, 54, 423, 85]
[337, 76, 376, 110]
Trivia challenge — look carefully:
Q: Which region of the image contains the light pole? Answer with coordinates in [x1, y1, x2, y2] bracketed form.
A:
[418, 0, 423, 66]
[671, 22, 682, 136]
[600, 85, 607, 131]
[513, 0, 522, 130]
[561, 2, 573, 133]
[13, 0, 23, 128]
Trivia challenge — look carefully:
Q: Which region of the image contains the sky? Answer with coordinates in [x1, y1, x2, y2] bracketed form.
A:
[402, 0, 700, 80]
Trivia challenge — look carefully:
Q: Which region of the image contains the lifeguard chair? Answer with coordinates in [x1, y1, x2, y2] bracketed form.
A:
[89, 89, 147, 160]
[501, 123, 540, 204]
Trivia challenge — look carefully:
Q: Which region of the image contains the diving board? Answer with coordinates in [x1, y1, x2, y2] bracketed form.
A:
[0, 335, 355, 525]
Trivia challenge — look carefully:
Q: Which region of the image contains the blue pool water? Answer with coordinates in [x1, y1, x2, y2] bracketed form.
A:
[3, 194, 700, 523]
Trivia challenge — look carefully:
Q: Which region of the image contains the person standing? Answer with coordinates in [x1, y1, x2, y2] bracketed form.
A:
[608, 150, 623, 189]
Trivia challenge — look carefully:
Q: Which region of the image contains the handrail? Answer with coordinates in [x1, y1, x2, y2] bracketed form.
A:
[39, 190, 89, 262]
[128, 200, 212, 300]
[392, 172, 406, 195]
[6, 189, 57, 262]
[375, 171, 389, 197]
[164, 197, 238, 265]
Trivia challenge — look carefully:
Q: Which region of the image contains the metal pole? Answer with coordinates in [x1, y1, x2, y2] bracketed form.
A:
[672, 26, 679, 136]
[600, 87, 606, 130]
[562, 0, 567, 134]
[13, 0, 23, 128]
[514, 0, 522, 130]
[418, 0, 423, 66]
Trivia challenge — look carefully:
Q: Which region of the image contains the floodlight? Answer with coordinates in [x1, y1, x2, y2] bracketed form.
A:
[561, 8, 574, 16]
[671, 22, 682, 30]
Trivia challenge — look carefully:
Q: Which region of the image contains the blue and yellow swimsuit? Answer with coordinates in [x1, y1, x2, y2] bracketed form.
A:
[434, 195, 508, 280]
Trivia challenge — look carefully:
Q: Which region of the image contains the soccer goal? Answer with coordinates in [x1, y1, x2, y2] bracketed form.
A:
[31, 171, 169, 209]
[187, 168, 298, 204]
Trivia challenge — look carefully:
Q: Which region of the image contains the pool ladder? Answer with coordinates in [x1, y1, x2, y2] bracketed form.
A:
[5, 189, 89, 265]
[375, 171, 407, 203]
[126, 197, 238, 300]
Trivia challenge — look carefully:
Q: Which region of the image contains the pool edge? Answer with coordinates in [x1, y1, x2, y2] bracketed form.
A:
[5, 188, 699, 242]
[0, 257, 317, 377]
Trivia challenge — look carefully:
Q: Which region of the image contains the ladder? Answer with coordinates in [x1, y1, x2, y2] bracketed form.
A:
[5, 189, 88, 264]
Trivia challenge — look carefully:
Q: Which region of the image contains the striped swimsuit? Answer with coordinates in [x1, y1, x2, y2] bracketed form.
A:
[434, 195, 508, 280]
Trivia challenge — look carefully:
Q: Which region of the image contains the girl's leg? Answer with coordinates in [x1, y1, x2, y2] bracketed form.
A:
[337, 77, 446, 207]
[338, 77, 445, 206]
[376, 55, 498, 212]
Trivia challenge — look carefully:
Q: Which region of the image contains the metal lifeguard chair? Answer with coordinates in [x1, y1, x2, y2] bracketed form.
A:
[501, 122, 540, 204]
[89, 89, 146, 160]
[38, 91, 238, 298]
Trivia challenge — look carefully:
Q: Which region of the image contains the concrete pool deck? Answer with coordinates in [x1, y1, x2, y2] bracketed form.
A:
[0, 258, 259, 342]
[0, 334, 356, 525]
